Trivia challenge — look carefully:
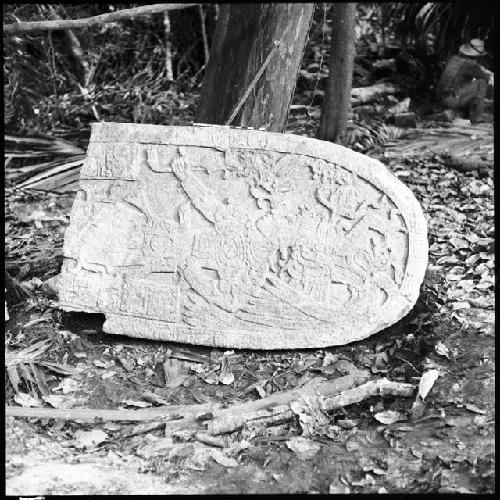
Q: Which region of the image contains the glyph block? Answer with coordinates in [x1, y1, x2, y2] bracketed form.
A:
[58, 123, 428, 349]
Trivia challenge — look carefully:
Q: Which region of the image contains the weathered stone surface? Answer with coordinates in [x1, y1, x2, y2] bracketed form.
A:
[58, 123, 428, 349]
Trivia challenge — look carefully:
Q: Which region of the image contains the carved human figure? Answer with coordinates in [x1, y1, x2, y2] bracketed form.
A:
[171, 156, 274, 313]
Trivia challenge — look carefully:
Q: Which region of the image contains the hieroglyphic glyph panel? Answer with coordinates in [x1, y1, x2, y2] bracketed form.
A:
[58, 123, 428, 349]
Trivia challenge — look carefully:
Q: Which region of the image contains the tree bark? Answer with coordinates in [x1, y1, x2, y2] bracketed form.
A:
[195, 3, 314, 132]
[319, 3, 357, 143]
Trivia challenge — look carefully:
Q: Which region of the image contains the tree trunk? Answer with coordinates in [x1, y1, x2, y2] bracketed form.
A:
[319, 3, 357, 143]
[195, 3, 314, 132]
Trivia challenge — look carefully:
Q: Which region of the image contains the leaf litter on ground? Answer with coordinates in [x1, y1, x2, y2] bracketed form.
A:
[3, 134, 495, 493]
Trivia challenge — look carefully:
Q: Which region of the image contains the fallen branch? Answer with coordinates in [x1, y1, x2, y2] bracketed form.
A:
[5, 373, 365, 423]
[4, 4, 198, 35]
[204, 372, 372, 435]
[206, 378, 415, 436]
[6, 376, 415, 439]
[351, 82, 400, 106]
[5, 401, 222, 422]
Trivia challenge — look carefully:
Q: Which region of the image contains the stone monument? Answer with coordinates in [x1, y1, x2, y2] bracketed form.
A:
[58, 123, 428, 349]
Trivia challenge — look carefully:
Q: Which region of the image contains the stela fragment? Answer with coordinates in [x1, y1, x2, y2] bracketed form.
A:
[58, 123, 428, 349]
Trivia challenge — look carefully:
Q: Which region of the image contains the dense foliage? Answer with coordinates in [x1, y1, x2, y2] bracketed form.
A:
[3, 3, 494, 138]
[4, 4, 217, 135]
[382, 2, 495, 59]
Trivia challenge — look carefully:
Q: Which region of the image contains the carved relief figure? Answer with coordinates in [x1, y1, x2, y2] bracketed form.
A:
[171, 156, 274, 313]
[169, 148, 408, 330]
[62, 139, 410, 333]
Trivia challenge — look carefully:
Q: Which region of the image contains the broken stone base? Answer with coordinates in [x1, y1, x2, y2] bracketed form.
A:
[58, 123, 428, 349]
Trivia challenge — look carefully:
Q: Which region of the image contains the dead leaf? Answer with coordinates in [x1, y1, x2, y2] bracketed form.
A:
[29, 362, 50, 396]
[141, 390, 170, 406]
[372, 351, 389, 373]
[121, 399, 153, 408]
[7, 365, 21, 393]
[410, 398, 426, 419]
[117, 356, 134, 372]
[434, 341, 450, 359]
[322, 352, 338, 367]
[195, 433, 225, 448]
[190, 364, 208, 374]
[14, 392, 43, 407]
[418, 369, 440, 400]
[334, 359, 359, 376]
[286, 436, 321, 460]
[219, 371, 235, 385]
[290, 396, 329, 437]
[74, 429, 108, 449]
[464, 403, 486, 414]
[52, 377, 79, 394]
[22, 276, 43, 291]
[337, 419, 357, 430]
[40, 361, 81, 376]
[203, 374, 219, 385]
[136, 437, 175, 459]
[254, 380, 268, 398]
[163, 356, 188, 387]
[185, 446, 211, 471]
[210, 448, 239, 467]
[373, 410, 406, 425]
[42, 394, 77, 409]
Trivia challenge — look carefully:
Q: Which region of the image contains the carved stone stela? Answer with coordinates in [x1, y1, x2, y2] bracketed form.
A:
[58, 123, 428, 349]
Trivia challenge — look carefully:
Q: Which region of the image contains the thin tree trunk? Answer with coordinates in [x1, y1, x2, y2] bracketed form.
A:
[44, 5, 90, 86]
[198, 5, 210, 66]
[196, 3, 314, 132]
[319, 3, 357, 143]
[163, 11, 174, 80]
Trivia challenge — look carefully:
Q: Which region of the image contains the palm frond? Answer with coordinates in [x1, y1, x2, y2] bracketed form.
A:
[5, 134, 85, 192]
[381, 2, 494, 55]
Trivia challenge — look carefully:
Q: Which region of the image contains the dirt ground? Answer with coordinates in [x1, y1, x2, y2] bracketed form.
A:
[4, 121, 495, 495]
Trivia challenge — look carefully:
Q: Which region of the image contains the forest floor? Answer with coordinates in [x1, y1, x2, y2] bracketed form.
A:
[5, 119, 494, 495]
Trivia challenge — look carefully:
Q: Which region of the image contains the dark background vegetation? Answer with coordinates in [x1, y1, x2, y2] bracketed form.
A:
[4, 2, 495, 140]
